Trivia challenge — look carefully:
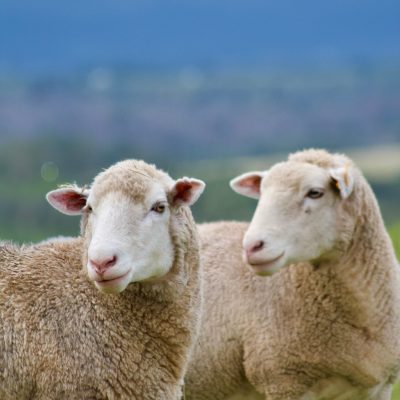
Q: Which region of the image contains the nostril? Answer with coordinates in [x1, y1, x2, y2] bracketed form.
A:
[90, 255, 118, 274]
[251, 240, 265, 253]
[105, 255, 117, 268]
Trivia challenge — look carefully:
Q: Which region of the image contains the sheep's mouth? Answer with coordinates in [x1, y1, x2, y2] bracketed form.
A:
[248, 252, 285, 275]
[94, 271, 130, 285]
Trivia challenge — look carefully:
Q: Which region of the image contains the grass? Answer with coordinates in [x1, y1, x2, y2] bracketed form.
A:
[391, 225, 400, 399]
[389, 223, 400, 259]
[393, 384, 400, 400]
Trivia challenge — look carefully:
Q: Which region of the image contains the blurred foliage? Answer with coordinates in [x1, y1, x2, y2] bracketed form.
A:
[0, 136, 399, 244]
[394, 383, 400, 400]
[390, 224, 400, 259]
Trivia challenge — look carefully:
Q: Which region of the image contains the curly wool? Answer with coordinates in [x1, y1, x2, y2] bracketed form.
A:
[186, 150, 400, 400]
[0, 161, 202, 400]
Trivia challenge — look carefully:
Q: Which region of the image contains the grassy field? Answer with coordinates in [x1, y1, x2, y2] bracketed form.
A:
[0, 140, 398, 243]
[391, 224, 400, 399]
[394, 384, 400, 400]
[390, 224, 400, 258]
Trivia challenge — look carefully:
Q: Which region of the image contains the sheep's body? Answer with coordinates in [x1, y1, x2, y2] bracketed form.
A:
[187, 221, 399, 400]
[185, 222, 263, 399]
[0, 237, 200, 399]
[186, 150, 400, 400]
[0, 160, 203, 400]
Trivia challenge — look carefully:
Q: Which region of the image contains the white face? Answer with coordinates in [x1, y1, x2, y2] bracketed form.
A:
[232, 162, 355, 276]
[46, 168, 205, 294]
[84, 185, 174, 293]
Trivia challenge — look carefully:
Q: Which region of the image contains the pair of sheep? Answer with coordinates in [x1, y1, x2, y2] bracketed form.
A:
[1, 149, 399, 400]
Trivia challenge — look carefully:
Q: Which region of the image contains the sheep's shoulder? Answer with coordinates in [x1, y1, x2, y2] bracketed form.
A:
[0, 237, 84, 298]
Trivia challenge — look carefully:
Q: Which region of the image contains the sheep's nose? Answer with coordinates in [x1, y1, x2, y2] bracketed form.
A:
[90, 255, 117, 275]
[244, 240, 265, 258]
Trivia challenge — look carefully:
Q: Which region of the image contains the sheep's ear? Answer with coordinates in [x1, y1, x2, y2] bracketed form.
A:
[170, 178, 206, 206]
[46, 186, 89, 215]
[230, 171, 265, 199]
[330, 165, 354, 199]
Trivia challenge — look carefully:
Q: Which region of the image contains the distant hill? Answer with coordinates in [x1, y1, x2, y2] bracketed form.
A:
[1, 0, 399, 74]
[1, 67, 399, 161]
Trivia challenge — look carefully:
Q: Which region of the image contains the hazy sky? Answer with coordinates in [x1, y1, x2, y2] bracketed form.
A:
[1, 0, 399, 74]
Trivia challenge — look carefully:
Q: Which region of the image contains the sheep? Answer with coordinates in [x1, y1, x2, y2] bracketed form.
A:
[185, 149, 400, 400]
[0, 159, 205, 400]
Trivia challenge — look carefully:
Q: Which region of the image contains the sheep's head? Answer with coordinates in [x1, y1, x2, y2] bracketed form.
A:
[230, 149, 357, 276]
[47, 160, 205, 293]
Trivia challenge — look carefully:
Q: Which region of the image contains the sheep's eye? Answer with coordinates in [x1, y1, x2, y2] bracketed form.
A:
[151, 202, 166, 214]
[306, 189, 324, 199]
[84, 205, 93, 213]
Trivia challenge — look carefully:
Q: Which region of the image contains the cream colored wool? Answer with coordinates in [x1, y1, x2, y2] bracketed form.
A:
[185, 150, 400, 400]
[0, 160, 202, 400]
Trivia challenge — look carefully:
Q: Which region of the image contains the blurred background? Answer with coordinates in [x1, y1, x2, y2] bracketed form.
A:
[0, 0, 399, 257]
[1, 1, 400, 397]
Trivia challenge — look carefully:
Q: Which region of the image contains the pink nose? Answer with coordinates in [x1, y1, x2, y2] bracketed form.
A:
[244, 240, 265, 258]
[90, 255, 117, 275]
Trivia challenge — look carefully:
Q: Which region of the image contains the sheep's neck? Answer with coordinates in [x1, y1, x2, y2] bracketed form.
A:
[331, 184, 399, 331]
